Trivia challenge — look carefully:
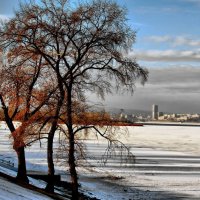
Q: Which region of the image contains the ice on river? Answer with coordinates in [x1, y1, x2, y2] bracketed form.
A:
[1, 123, 200, 199]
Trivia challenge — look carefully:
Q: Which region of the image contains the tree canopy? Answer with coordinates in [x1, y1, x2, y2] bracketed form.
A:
[0, 0, 148, 198]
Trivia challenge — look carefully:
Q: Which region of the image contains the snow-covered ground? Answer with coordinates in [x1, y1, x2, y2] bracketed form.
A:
[0, 123, 200, 199]
[0, 175, 53, 200]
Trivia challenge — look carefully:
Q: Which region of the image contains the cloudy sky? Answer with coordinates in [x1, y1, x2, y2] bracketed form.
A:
[1, 0, 200, 113]
[112, 0, 200, 113]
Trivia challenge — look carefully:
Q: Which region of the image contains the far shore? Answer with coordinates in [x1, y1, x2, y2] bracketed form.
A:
[138, 121, 200, 127]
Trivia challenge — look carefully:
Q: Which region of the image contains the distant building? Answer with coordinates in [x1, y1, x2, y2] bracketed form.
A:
[152, 104, 158, 120]
[158, 112, 163, 117]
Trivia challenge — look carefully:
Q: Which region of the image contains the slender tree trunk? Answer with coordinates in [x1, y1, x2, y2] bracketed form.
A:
[15, 146, 29, 183]
[68, 126, 79, 199]
[45, 128, 55, 192]
[67, 85, 79, 200]
[46, 79, 64, 192]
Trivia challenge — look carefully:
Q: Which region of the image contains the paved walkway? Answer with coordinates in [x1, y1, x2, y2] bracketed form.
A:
[0, 176, 54, 200]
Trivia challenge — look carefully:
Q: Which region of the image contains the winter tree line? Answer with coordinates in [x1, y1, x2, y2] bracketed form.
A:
[0, 0, 148, 199]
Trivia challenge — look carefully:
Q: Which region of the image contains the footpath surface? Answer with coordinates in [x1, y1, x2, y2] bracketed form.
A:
[0, 175, 54, 200]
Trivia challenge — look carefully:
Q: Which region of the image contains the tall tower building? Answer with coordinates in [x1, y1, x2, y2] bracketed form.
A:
[152, 104, 158, 120]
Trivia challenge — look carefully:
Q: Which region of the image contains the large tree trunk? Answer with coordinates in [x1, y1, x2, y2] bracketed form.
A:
[15, 146, 29, 183]
[67, 85, 79, 200]
[3, 111, 29, 183]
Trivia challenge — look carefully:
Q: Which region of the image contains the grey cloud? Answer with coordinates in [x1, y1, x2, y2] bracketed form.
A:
[130, 50, 200, 62]
[140, 67, 200, 94]
[146, 36, 200, 47]
[147, 67, 200, 84]
[97, 66, 200, 113]
[164, 85, 200, 93]
[174, 37, 200, 47]
[140, 84, 200, 95]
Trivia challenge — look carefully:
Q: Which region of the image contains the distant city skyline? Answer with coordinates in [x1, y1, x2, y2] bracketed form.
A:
[1, 0, 200, 113]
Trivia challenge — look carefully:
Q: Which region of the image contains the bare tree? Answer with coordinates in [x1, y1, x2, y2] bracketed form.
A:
[0, 26, 64, 192]
[0, 0, 148, 198]
[42, 83, 65, 192]
[0, 52, 55, 183]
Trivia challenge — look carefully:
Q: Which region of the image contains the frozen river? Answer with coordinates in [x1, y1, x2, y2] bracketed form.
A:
[0, 124, 200, 199]
[80, 125, 200, 200]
